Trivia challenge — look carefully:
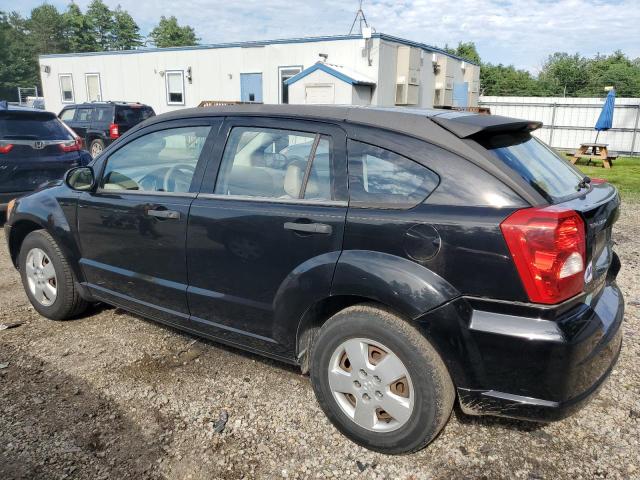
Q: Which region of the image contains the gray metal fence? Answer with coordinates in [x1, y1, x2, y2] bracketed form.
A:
[479, 96, 640, 156]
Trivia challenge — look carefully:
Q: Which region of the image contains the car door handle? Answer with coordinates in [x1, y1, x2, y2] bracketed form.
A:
[284, 222, 332, 235]
[147, 209, 180, 219]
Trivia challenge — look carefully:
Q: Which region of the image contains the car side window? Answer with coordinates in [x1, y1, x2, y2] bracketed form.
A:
[59, 108, 75, 121]
[93, 106, 112, 122]
[100, 126, 211, 193]
[76, 108, 92, 122]
[214, 126, 333, 201]
[347, 140, 439, 208]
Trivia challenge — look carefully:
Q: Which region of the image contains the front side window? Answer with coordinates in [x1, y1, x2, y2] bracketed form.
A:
[100, 126, 211, 193]
[59, 75, 74, 103]
[347, 140, 439, 208]
[166, 71, 185, 105]
[214, 126, 333, 201]
[59, 108, 75, 121]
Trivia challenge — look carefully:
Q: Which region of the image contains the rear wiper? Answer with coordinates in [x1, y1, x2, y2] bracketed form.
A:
[576, 176, 591, 191]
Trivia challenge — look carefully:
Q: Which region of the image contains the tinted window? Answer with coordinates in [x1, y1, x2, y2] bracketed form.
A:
[347, 140, 439, 208]
[76, 108, 92, 122]
[0, 113, 73, 140]
[101, 126, 211, 193]
[115, 106, 155, 124]
[479, 132, 583, 202]
[214, 127, 333, 201]
[93, 106, 113, 122]
[59, 108, 75, 121]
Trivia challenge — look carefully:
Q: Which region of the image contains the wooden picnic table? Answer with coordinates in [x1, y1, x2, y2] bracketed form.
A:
[570, 143, 617, 169]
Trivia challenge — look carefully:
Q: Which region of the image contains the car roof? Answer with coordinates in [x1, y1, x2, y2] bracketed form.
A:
[63, 102, 150, 108]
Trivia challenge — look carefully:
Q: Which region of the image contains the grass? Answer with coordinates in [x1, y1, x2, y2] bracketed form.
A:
[564, 155, 640, 201]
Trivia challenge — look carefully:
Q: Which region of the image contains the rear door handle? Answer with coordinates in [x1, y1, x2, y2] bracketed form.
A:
[147, 209, 180, 219]
[284, 222, 332, 235]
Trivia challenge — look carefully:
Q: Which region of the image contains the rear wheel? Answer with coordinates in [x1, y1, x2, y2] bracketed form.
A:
[310, 305, 454, 454]
[19, 230, 88, 320]
[89, 138, 105, 158]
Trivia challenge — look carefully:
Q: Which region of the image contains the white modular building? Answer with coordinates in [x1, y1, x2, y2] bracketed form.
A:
[39, 33, 480, 115]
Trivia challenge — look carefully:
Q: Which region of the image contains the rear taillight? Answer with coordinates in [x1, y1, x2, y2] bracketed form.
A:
[0, 143, 14, 154]
[109, 123, 120, 139]
[59, 137, 83, 152]
[501, 206, 586, 304]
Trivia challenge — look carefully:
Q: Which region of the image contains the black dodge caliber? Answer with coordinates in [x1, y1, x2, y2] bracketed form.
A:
[4, 105, 624, 454]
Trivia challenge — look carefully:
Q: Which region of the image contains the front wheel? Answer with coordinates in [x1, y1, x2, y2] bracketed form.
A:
[19, 230, 88, 320]
[310, 305, 454, 454]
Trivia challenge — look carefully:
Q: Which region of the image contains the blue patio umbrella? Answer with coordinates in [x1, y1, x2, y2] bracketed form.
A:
[594, 89, 616, 143]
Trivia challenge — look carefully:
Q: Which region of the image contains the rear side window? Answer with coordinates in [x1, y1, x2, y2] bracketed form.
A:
[479, 132, 583, 202]
[214, 127, 333, 201]
[93, 106, 113, 122]
[76, 108, 92, 122]
[115, 106, 155, 124]
[347, 140, 439, 208]
[0, 113, 73, 140]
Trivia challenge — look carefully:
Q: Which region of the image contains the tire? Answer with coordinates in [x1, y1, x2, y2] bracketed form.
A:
[310, 304, 454, 454]
[18, 230, 88, 320]
[89, 138, 105, 158]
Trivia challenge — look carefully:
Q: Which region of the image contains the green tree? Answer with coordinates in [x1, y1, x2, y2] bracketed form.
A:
[112, 5, 142, 50]
[149, 16, 198, 48]
[480, 63, 546, 96]
[26, 4, 67, 54]
[538, 53, 589, 96]
[63, 2, 98, 52]
[0, 12, 38, 101]
[86, 0, 114, 50]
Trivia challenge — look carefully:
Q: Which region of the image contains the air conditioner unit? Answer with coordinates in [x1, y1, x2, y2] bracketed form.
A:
[434, 88, 453, 107]
[396, 46, 421, 105]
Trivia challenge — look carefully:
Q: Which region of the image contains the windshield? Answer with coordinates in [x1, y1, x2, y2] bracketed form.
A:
[0, 113, 73, 140]
[479, 132, 584, 202]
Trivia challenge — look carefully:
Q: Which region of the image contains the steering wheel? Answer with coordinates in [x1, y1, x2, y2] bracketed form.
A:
[163, 164, 195, 192]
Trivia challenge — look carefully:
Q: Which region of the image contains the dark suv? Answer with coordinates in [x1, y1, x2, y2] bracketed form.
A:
[1, 105, 91, 209]
[4, 105, 624, 454]
[59, 101, 155, 158]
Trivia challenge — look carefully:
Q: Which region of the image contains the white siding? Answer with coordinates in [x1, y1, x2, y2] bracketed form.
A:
[480, 96, 640, 155]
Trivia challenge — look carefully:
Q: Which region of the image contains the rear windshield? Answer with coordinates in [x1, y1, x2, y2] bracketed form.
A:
[479, 132, 583, 202]
[0, 113, 73, 140]
[115, 106, 155, 124]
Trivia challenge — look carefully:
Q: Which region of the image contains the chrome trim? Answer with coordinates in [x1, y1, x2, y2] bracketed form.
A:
[482, 390, 560, 408]
[0, 139, 70, 147]
[95, 189, 197, 198]
[469, 310, 565, 342]
[196, 193, 347, 207]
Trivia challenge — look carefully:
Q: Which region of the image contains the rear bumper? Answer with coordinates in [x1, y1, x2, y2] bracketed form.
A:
[416, 275, 624, 422]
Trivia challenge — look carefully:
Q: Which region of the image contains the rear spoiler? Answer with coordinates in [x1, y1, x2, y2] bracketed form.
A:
[431, 112, 542, 139]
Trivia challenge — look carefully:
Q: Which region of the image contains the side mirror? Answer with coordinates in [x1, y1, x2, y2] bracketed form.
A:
[65, 166, 95, 191]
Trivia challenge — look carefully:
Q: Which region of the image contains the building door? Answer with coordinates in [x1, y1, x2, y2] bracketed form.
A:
[305, 84, 335, 104]
[452, 82, 469, 108]
[240, 73, 263, 103]
[85, 74, 102, 102]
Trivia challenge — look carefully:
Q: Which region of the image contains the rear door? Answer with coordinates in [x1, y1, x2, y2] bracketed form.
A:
[76, 118, 220, 322]
[73, 106, 93, 141]
[0, 111, 83, 196]
[185, 117, 347, 352]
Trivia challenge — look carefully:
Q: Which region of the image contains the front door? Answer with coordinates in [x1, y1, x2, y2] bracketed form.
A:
[240, 73, 263, 103]
[186, 117, 348, 353]
[77, 119, 220, 322]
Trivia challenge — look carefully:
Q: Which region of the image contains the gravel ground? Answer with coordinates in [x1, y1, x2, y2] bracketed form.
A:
[1, 202, 639, 480]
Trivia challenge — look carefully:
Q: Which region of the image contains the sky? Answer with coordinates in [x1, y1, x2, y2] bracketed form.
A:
[6, 0, 640, 73]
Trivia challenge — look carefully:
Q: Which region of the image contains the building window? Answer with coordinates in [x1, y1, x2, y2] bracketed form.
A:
[85, 73, 102, 102]
[166, 70, 185, 105]
[59, 74, 74, 103]
[278, 66, 303, 104]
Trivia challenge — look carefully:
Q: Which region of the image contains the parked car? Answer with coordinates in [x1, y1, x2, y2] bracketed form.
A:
[58, 101, 155, 158]
[4, 105, 624, 454]
[0, 105, 90, 210]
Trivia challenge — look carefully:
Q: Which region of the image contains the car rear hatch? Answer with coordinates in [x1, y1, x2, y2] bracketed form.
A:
[0, 109, 83, 194]
[114, 104, 155, 135]
[473, 128, 620, 299]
